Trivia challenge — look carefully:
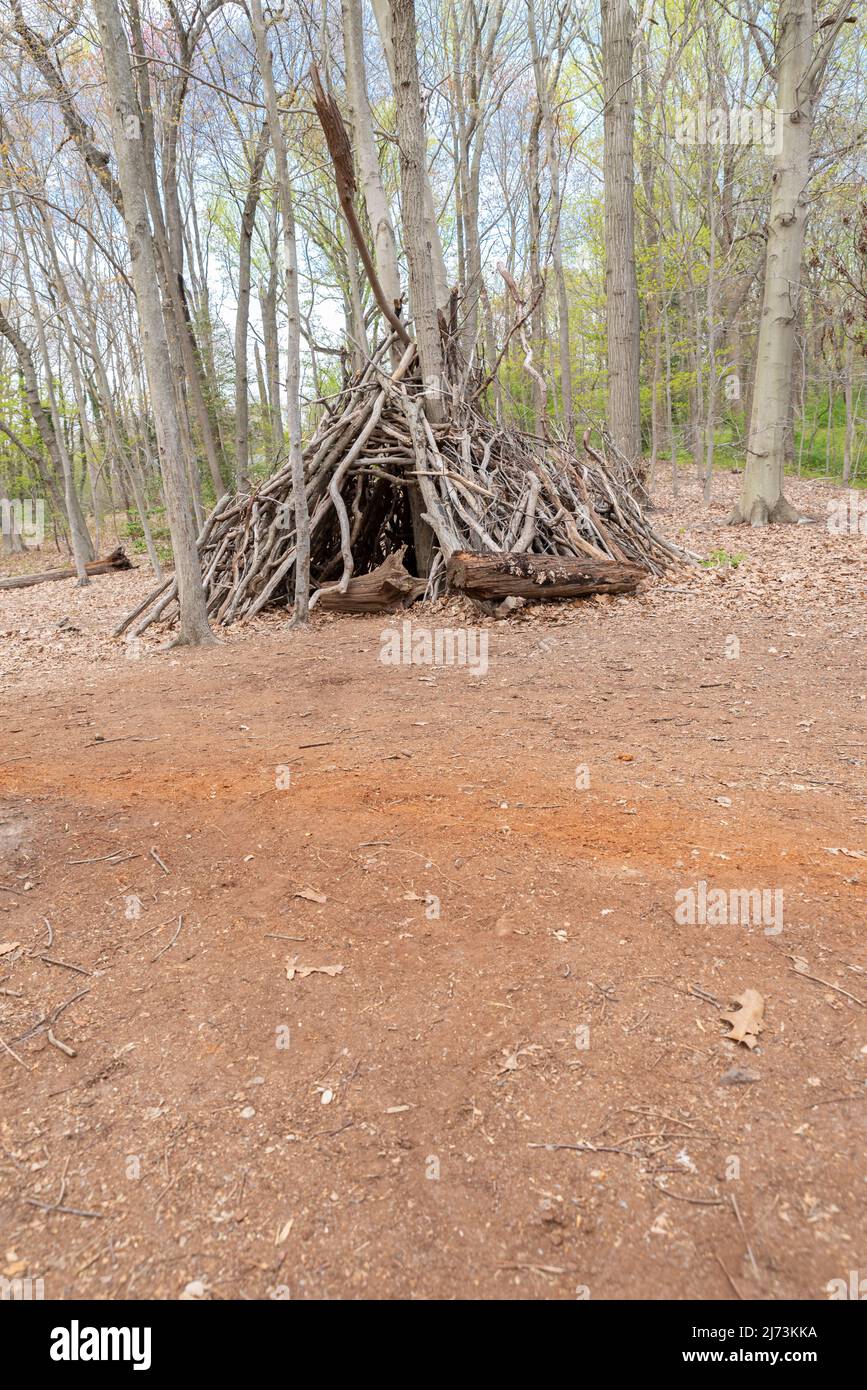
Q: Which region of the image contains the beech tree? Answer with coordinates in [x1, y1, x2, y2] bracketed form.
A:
[600, 0, 642, 472]
[732, 0, 858, 525]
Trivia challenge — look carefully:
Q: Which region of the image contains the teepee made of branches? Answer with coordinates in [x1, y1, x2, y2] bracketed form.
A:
[118, 70, 693, 640]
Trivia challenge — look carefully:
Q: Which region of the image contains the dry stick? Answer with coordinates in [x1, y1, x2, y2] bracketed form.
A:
[12, 986, 90, 1046]
[39, 956, 92, 976]
[326, 387, 388, 596]
[789, 956, 865, 1007]
[528, 1141, 641, 1158]
[715, 1253, 745, 1301]
[149, 848, 170, 875]
[151, 915, 183, 962]
[24, 1195, 103, 1218]
[0, 1034, 29, 1069]
[309, 65, 411, 348]
[47, 1028, 76, 1057]
[86, 735, 161, 748]
[729, 1191, 760, 1281]
[653, 1181, 724, 1207]
[67, 851, 138, 865]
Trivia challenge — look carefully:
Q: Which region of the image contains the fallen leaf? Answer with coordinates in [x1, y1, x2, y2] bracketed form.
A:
[285, 956, 344, 981]
[0, 941, 21, 956]
[720, 989, 765, 1049]
[294, 888, 327, 904]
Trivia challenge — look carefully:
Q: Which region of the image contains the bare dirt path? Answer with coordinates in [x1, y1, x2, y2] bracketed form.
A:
[1, 474, 865, 1300]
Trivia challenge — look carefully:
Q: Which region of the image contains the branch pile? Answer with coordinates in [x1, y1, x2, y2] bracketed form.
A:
[117, 337, 692, 638]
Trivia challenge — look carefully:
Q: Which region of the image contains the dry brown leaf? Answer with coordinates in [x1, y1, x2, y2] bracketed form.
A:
[285, 955, 344, 981]
[294, 888, 327, 904]
[720, 989, 765, 1049]
[0, 941, 21, 956]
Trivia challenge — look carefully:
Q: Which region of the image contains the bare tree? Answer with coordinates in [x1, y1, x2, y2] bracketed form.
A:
[732, 0, 855, 524]
[92, 0, 214, 645]
[248, 0, 311, 623]
[234, 121, 269, 487]
[342, 0, 403, 323]
[601, 0, 641, 470]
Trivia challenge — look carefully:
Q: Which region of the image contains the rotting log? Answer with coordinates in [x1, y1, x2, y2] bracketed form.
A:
[314, 546, 425, 613]
[0, 547, 133, 591]
[446, 549, 644, 601]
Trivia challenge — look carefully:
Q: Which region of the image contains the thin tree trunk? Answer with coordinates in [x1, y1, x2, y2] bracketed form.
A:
[373, 0, 450, 311]
[601, 0, 642, 472]
[92, 0, 214, 645]
[261, 204, 284, 458]
[235, 121, 269, 488]
[248, 0, 311, 623]
[842, 333, 854, 484]
[527, 101, 546, 438]
[0, 303, 93, 576]
[342, 0, 403, 328]
[732, 0, 817, 525]
[527, 0, 573, 444]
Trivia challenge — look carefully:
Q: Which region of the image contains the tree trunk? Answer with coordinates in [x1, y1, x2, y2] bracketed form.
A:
[92, 0, 214, 645]
[262, 205, 284, 459]
[0, 547, 132, 590]
[732, 0, 814, 526]
[447, 549, 645, 600]
[526, 100, 546, 438]
[374, 0, 449, 311]
[842, 334, 854, 484]
[235, 121, 269, 488]
[0, 303, 94, 576]
[342, 0, 403, 327]
[248, 0, 311, 623]
[389, 0, 447, 574]
[601, 0, 641, 471]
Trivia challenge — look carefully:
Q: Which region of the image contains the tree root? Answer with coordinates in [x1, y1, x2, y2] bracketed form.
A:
[727, 494, 808, 527]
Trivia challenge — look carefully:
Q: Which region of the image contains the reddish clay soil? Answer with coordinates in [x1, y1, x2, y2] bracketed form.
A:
[1, 472, 865, 1300]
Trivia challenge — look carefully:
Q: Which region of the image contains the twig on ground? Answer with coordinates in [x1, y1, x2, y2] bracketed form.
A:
[151, 915, 183, 962]
[729, 1191, 760, 1281]
[39, 957, 92, 976]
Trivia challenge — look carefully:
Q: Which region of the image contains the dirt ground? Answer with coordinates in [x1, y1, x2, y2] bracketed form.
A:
[1, 471, 865, 1301]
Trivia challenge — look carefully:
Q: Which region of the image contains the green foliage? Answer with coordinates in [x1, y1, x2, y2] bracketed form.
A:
[701, 548, 746, 569]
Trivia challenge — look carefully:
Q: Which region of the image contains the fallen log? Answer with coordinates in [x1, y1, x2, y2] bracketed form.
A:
[0, 547, 133, 591]
[314, 546, 426, 613]
[446, 549, 645, 601]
